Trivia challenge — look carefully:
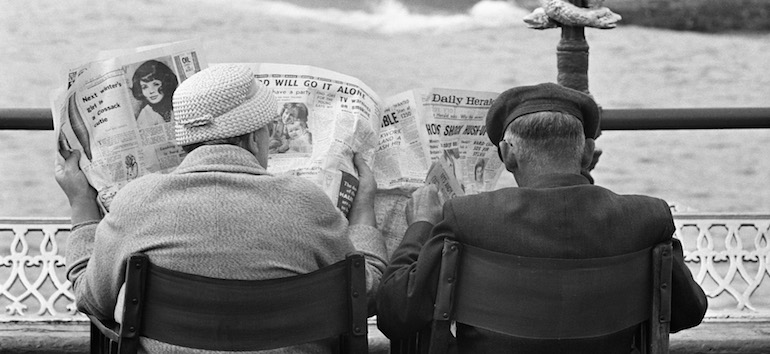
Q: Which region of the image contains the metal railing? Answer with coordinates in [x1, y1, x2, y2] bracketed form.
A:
[2, 107, 769, 323]
[2, 214, 769, 322]
[3, 107, 770, 131]
[0, 218, 79, 321]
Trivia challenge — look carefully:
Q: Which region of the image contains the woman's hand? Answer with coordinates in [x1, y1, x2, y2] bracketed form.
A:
[406, 184, 443, 226]
[347, 152, 377, 227]
[55, 149, 101, 224]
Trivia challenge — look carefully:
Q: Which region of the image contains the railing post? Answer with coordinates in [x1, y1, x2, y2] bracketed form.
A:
[556, 0, 590, 94]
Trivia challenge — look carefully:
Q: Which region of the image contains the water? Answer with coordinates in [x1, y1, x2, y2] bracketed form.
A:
[208, 0, 528, 33]
[1, 0, 769, 216]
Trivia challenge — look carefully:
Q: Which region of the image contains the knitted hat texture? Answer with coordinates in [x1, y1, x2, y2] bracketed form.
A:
[173, 64, 278, 146]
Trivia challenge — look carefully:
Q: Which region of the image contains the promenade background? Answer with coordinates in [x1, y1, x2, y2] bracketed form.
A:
[1, 0, 769, 216]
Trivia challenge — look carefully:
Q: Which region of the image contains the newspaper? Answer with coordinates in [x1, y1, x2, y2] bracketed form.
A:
[425, 160, 465, 204]
[50, 40, 505, 245]
[373, 88, 503, 257]
[240, 63, 382, 215]
[374, 88, 504, 196]
[52, 40, 205, 212]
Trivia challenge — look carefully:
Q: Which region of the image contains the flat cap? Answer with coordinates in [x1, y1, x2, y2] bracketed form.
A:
[485, 82, 601, 145]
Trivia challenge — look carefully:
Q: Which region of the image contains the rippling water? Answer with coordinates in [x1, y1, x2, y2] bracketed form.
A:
[1, 0, 769, 215]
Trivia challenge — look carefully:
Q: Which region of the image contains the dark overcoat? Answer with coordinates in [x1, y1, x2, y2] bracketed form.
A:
[377, 173, 708, 353]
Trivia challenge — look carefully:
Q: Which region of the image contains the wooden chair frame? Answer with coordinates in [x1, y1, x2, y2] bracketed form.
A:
[89, 252, 368, 354]
[392, 239, 672, 354]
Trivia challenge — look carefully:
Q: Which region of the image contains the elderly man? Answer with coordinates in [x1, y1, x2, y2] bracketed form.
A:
[56, 64, 387, 353]
[376, 83, 707, 353]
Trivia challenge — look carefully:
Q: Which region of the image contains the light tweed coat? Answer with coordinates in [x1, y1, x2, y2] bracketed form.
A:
[66, 144, 387, 354]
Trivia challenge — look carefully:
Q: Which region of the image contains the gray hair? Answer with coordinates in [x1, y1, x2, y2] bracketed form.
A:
[181, 133, 250, 153]
[502, 111, 585, 168]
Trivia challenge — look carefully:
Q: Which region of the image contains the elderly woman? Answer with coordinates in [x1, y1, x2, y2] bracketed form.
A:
[56, 64, 387, 353]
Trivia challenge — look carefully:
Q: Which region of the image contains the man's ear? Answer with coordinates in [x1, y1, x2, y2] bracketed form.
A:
[240, 130, 260, 156]
[499, 140, 517, 173]
[581, 138, 596, 170]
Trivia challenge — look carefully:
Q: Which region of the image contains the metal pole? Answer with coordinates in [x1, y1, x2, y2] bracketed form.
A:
[3, 107, 769, 131]
[0, 108, 53, 130]
[601, 108, 770, 130]
[557, 0, 590, 94]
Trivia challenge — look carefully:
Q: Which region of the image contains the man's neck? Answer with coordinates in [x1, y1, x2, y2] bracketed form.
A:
[513, 166, 581, 188]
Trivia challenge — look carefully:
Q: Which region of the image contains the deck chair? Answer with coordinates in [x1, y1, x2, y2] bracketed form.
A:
[391, 239, 673, 354]
[89, 252, 369, 354]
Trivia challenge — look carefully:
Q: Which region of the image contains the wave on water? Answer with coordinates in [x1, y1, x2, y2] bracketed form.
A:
[213, 0, 529, 34]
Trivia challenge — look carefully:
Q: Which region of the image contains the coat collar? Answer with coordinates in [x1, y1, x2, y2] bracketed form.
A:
[526, 173, 591, 189]
[174, 145, 270, 176]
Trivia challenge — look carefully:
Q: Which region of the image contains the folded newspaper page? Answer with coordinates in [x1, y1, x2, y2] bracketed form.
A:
[52, 40, 205, 212]
[373, 88, 503, 257]
[240, 63, 382, 215]
[425, 160, 465, 203]
[50, 41, 505, 256]
[375, 88, 504, 195]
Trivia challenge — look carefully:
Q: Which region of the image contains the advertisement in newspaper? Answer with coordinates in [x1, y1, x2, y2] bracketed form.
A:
[52, 40, 205, 212]
[375, 87, 503, 196]
[242, 63, 382, 215]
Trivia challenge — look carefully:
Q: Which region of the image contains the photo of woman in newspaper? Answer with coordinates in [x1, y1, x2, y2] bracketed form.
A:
[471, 158, 486, 193]
[271, 102, 312, 154]
[130, 59, 178, 127]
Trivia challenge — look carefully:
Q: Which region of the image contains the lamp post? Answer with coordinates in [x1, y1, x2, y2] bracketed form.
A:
[556, 0, 590, 94]
[523, 0, 621, 177]
[524, 0, 621, 93]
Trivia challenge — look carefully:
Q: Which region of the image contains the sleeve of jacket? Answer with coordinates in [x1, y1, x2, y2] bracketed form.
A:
[65, 211, 132, 321]
[376, 200, 462, 340]
[670, 237, 708, 332]
[65, 180, 158, 322]
[376, 221, 445, 339]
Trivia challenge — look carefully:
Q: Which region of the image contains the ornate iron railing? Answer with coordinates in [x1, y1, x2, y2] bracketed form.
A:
[1, 214, 769, 322]
[675, 213, 770, 321]
[0, 218, 81, 321]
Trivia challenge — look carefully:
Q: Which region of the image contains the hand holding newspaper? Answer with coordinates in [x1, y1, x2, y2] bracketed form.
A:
[52, 41, 507, 226]
[373, 88, 504, 256]
[242, 63, 382, 215]
[52, 40, 205, 212]
[425, 160, 465, 204]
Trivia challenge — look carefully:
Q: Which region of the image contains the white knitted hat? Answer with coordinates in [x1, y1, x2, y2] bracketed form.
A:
[173, 64, 278, 146]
